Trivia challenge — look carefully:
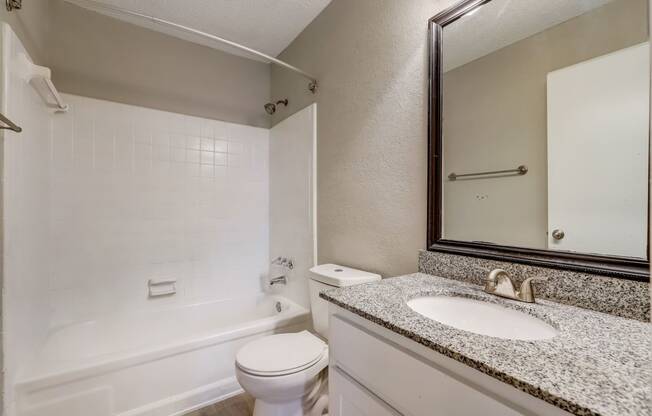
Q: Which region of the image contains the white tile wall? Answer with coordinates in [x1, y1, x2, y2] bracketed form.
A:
[49, 94, 270, 325]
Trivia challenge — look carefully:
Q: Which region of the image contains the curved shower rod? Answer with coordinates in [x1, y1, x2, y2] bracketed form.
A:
[64, 0, 318, 93]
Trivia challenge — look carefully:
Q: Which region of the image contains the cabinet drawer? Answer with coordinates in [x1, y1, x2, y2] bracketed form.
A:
[330, 367, 400, 416]
[330, 315, 523, 416]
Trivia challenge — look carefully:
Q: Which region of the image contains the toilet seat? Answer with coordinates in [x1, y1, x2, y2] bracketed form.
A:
[236, 331, 327, 377]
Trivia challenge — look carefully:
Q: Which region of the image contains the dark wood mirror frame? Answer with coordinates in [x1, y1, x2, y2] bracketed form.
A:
[427, 0, 650, 282]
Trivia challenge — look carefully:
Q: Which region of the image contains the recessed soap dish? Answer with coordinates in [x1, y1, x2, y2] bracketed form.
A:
[148, 278, 177, 298]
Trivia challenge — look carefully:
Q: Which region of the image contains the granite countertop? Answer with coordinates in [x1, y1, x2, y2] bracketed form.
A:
[320, 273, 651, 416]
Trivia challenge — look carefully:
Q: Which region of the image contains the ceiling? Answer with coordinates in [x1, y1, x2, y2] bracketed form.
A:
[443, 0, 617, 71]
[64, 0, 332, 60]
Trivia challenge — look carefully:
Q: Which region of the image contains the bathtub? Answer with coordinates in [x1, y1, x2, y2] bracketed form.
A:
[15, 295, 310, 416]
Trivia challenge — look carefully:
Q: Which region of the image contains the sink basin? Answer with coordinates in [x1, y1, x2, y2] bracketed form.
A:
[407, 296, 558, 341]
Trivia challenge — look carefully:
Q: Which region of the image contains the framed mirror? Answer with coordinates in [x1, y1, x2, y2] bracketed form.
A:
[427, 0, 649, 281]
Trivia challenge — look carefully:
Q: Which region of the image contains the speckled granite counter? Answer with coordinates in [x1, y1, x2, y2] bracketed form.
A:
[321, 273, 651, 416]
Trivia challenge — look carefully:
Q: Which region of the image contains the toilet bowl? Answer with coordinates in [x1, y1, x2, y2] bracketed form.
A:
[235, 331, 329, 416]
[235, 264, 381, 416]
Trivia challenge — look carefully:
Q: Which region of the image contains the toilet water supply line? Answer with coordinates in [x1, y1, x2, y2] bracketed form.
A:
[63, 0, 319, 93]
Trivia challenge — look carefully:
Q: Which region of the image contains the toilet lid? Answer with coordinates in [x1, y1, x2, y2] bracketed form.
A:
[236, 331, 327, 376]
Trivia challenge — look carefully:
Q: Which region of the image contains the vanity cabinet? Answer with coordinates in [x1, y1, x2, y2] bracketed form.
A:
[330, 368, 399, 416]
[328, 305, 571, 416]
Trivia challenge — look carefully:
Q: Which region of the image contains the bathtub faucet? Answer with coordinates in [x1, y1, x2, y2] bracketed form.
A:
[270, 257, 291, 286]
[270, 275, 287, 286]
[271, 256, 294, 270]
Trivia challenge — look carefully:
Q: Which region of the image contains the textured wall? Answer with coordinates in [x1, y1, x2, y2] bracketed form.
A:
[48, 1, 272, 128]
[0, 1, 272, 129]
[0, 1, 50, 64]
[271, 0, 457, 277]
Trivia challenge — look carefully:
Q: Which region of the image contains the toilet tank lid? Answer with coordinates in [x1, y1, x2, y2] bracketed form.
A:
[309, 264, 381, 287]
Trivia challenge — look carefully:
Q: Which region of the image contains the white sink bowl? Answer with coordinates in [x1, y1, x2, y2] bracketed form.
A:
[407, 296, 558, 341]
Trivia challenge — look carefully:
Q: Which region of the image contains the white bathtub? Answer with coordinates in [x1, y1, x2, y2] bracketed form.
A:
[15, 295, 310, 416]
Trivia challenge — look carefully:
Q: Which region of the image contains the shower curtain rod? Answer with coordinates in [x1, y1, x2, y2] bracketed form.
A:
[66, 1, 318, 93]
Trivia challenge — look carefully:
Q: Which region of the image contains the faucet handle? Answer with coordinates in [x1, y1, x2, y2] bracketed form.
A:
[518, 276, 547, 303]
[484, 269, 518, 298]
[271, 256, 294, 270]
[485, 269, 509, 288]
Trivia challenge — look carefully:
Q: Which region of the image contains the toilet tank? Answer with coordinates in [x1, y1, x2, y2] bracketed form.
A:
[308, 264, 381, 339]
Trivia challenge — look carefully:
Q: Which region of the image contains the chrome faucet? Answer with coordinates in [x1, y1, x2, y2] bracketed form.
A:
[269, 257, 292, 287]
[271, 256, 294, 270]
[270, 275, 287, 286]
[484, 269, 545, 303]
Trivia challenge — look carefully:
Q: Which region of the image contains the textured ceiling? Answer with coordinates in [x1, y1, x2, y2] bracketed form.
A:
[443, 0, 616, 71]
[64, 0, 332, 60]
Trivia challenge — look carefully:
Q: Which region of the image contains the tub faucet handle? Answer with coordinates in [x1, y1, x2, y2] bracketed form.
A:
[271, 256, 294, 270]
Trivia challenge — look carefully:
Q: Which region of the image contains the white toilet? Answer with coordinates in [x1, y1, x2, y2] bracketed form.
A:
[235, 264, 381, 416]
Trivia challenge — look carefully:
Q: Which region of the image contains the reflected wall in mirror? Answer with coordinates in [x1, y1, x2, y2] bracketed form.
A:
[428, 0, 649, 280]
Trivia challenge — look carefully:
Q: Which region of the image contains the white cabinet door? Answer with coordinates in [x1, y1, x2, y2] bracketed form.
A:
[330, 316, 524, 416]
[330, 367, 399, 416]
[546, 42, 649, 258]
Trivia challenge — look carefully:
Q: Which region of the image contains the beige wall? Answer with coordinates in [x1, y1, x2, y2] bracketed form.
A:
[442, 0, 648, 249]
[271, 0, 458, 277]
[271, 0, 650, 276]
[48, 1, 271, 128]
[0, 0, 50, 64]
[0, 1, 272, 128]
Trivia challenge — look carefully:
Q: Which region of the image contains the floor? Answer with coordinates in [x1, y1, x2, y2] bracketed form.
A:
[184, 393, 255, 416]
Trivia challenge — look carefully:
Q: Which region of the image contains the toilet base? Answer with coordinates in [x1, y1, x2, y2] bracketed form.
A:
[253, 398, 304, 416]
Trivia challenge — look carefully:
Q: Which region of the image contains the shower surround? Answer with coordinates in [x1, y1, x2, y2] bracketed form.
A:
[6, 88, 284, 416]
[2, 25, 318, 415]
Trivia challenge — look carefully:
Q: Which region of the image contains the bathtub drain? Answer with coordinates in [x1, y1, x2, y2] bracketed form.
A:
[275, 301, 282, 313]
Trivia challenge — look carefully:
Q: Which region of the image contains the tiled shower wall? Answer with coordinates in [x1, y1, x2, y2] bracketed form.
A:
[269, 104, 316, 308]
[49, 94, 270, 325]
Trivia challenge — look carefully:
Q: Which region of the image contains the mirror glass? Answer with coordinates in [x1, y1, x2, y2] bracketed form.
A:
[441, 0, 649, 259]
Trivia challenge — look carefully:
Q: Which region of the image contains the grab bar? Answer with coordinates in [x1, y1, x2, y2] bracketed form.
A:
[448, 165, 528, 181]
[0, 112, 21, 132]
